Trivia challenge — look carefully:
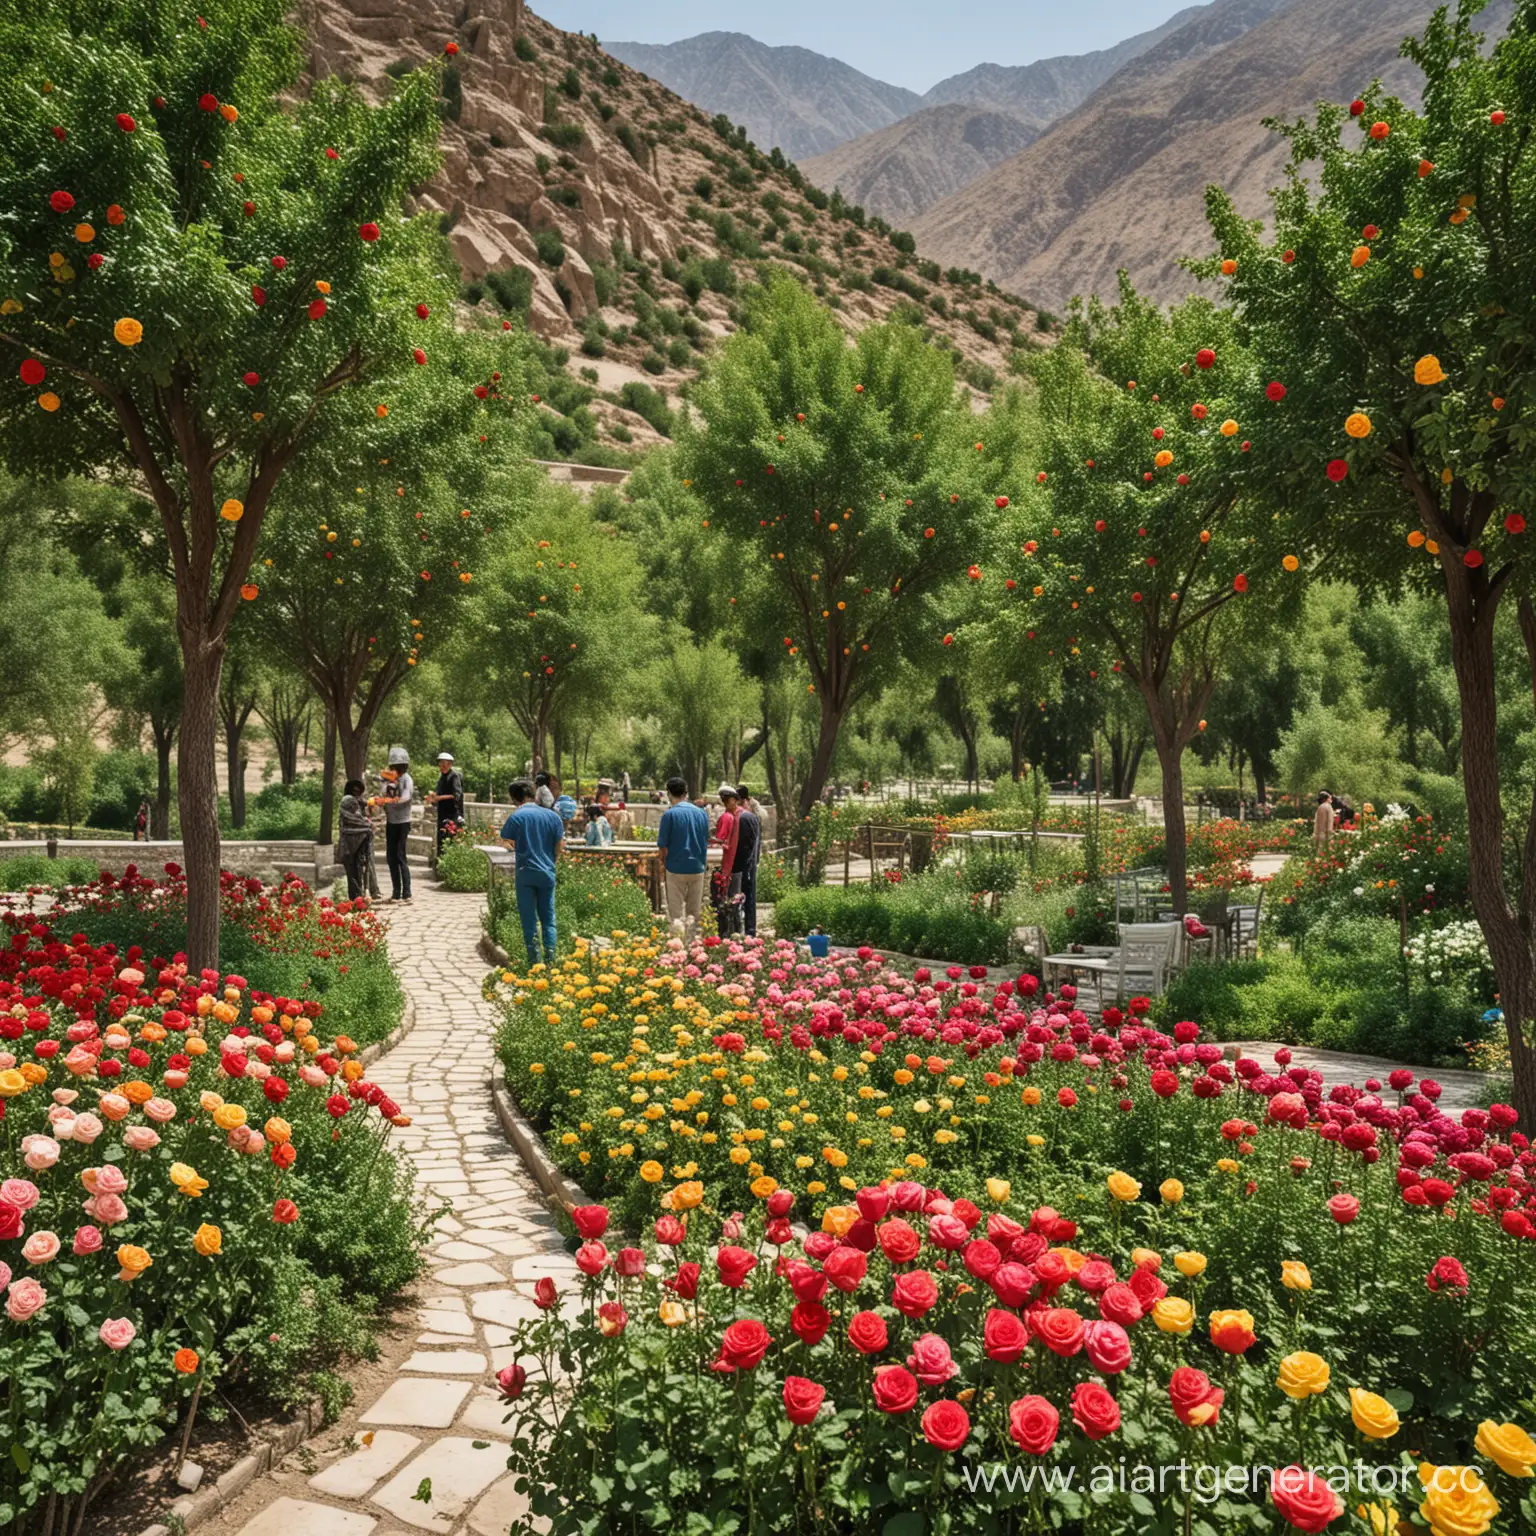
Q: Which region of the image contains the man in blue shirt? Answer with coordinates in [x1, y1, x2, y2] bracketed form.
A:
[655, 775, 710, 944]
[499, 778, 565, 966]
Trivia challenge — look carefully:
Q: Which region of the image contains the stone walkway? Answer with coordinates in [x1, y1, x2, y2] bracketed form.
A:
[230, 886, 568, 1536]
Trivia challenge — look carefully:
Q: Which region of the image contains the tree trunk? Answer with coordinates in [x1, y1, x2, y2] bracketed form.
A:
[151, 724, 174, 840]
[177, 639, 225, 971]
[1445, 576, 1536, 1127]
[762, 700, 783, 809]
[224, 705, 254, 830]
[797, 695, 844, 818]
[318, 708, 338, 848]
[1010, 705, 1027, 782]
[1152, 729, 1189, 918]
[336, 711, 372, 785]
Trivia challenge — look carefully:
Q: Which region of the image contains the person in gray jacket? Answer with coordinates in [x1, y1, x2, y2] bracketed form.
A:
[378, 747, 414, 903]
[338, 779, 375, 900]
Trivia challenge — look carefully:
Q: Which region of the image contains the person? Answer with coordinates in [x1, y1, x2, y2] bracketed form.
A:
[712, 784, 741, 935]
[133, 799, 149, 841]
[338, 778, 375, 900]
[376, 747, 414, 902]
[551, 776, 578, 824]
[584, 801, 614, 846]
[733, 783, 762, 938]
[1331, 791, 1356, 829]
[500, 777, 564, 966]
[534, 771, 556, 809]
[1312, 789, 1336, 854]
[739, 783, 765, 819]
[425, 751, 464, 855]
[620, 768, 631, 799]
[656, 775, 710, 944]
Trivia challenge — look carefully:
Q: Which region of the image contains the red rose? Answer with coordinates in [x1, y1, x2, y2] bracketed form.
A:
[892, 1269, 938, 1318]
[1033, 1306, 1085, 1357]
[496, 1361, 526, 1401]
[0, 1202, 22, 1241]
[767, 1190, 795, 1219]
[713, 1318, 771, 1372]
[1266, 381, 1287, 401]
[1270, 1466, 1344, 1533]
[534, 1277, 557, 1310]
[964, 1238, 1001, 1281]
[49, 190, 75, 213]
[574, 1241, 608, 1276]
[717, 1245, 758, 1289]
[272, 1198, 299, 1224]
[847, 1310, 888, 1355]
[199, 93, 219, 111]
[1426, 1255, 1469, 1293]
[983, 1307, 1029, 1363]
[1098, 1283, 1142, 1327]
[784, 1260, 826, 1303]
[251, 284, 266, 306]
[668, 1261, 700, 1299]
[906, 1332, 957, 1386]
[597, 1301, 626, 1336]
[325, 1093, 348, 1117]
[263, 1076, 288, 1103]
[19, 359, 46, 386]
[790, 1300, 829, 1345]
[1169, 1366, 1224, 1427]
[1195, 347, 1216, 370]
[1008, 1394, 1059, 1454]
[1071, 1381, 1120, 1441]
[822, 1246, 867, 1293]
[921, 1399, 970, 1451]
[412, 347, 427, 366]
[872, 1364, 918, 1414]
[359, 222, 381, 242]
[308, 298, 327, 320]
[877, 1218, 921, 1265]
[654, 1215, 686, 1246]
[116, 112, 136, 131]
[1128, 1266, 1167, 1308]
[614, 1246, 645, 1277]
[571, 1205, 609, 1240]
[1326, 459, 1349, 483]
[783, 1375, 826, 1425]
[927, 1213, 968, 1249]
[1327, 1193, 1359, 1225]
[415, 302, 430, 319]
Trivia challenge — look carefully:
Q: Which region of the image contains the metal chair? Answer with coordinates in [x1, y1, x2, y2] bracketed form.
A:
[1231, 887, 1265, 958]
[1107, 922, 1181, 1003]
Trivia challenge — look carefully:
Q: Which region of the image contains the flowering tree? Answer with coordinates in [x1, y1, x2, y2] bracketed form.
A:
[1007, 285, 1300, 908]
[672, 277, 1002, 816]
[1201, 0, 1536, 1118]
[0, 0, 464, 964]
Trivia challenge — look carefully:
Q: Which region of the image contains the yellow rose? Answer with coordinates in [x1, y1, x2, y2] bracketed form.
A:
[658, 1299, 687, 1327]
[0, 1069, 26, 1097]
[750, 1175, 777, 1199]
[1418, 1465, 1499, 1536]
[219, 498, 245, 523]
[1281, 1260, 1312, 1291]
[264, 1117, 292, 1145]
[1356, 1502, 1397, 1536]
[1026, 1134, 1045, 1147]
[1415, 354, 1447, 386]
[1276, 1350, 1330, 1399]
[1345, 411, 1372, 439]
[1152, 1297, 1194, 1334]
[113, 316, 143, 346]
[1107, 1171, 1142, 1202]
[728, 1146, 750, 1165]
[638, 1160, 664, 1184]
[1174, 1251, 1207, 1278]
[169, 1163, 208, 1197]
[1159, 1178, 1184, 1204]
[1154, 449, 1174, 468]
[1350, 1388, 1401, 1440]
[1216, 1157, 1240, 1173]
[212, 1103, 247, 1132]
[1020, 1086, 1041, 1107]
[38, 392, 60, 412]
[985, 1178, 1011, 1204]
[193, 1223, 223, 1257]
[1219, 418, 1239, 437]
[670, 1180, 704, 1211]
[820, 1204, 857, 1237]
[116, 1244, 152, 1280]
[1474, 1421, 1536, 1479]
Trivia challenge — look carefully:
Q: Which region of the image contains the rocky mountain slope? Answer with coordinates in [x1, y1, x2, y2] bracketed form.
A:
[305, 0, 1045, 460]
[803, 105, 1043, 225]
[603, 31, 921, 161]
[911, 0, 1512, 312]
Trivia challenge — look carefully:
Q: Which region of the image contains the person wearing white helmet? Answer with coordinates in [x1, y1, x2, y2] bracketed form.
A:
[377, 747, 414, 903]
[425, 751, 464, 856]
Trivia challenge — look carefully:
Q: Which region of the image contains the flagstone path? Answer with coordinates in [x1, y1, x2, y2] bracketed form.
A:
[223, 886, 565, 1536]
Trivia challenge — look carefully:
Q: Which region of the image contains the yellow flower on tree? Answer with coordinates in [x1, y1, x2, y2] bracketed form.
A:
[193, 1224, 223, 1257]
[1159, 1178, 1184, 1204]
[1152, 1297, 1194, 1334]
[638, 1160, 664, 1183]
[1415, 354, 1447, 386]
[1276, 1351, 1330, 1399]
[1174, 1251, 1207, 1278]
[1345, 411, 1372, 439]
[1106, 1171, 1141, 1202]
[170, 1163, 208, 1197]
[113, 316, 143, 346]
[1474, 1421, 1536, 1479]
[1281, 1260, 1312, 1291]
[985, 1178, 1011, 1204]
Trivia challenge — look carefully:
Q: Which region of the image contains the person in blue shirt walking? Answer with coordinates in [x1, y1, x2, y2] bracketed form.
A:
[499, 778, 565, 967]
[655, 775, 710, 945]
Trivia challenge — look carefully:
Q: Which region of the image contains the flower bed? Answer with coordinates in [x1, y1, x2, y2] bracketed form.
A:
[487, 860, 655, 962]
[492, 1065, 1533, 1532]
[0, 881, 423, 1532]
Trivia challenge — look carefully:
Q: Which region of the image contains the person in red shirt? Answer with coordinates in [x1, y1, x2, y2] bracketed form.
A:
[712, 784, 741, 934]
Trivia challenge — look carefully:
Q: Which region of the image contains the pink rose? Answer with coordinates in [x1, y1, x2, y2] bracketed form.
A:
[21, 1232, 60, 1265]
[91, 1166, 128, 1197]
[69, 1113, 104, 1145]
[122, 1126, 161, 1152]
[98, 1093, 131, 1122]
[299, 1065, 327, 1087]
[72, 1226, 103, 1256]
[0, 1263, 9, 1291]
[163, 1070, 189, 1090]
[1083, 1320, 1132, 1375]
[6, 1278, 47, 1322]
[99, 1317, 137, 1351]
[144, 1097, 178, 1123]
[84, 1193, 128, 1226]
[0, 1179, 40, 1212]
[906, 1332, 958, 1387]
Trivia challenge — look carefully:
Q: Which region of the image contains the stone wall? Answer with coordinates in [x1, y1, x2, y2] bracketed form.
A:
[0, 840, 338, 885]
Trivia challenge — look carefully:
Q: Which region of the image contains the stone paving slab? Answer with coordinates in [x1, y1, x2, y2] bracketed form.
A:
[236, 1497, 378, 1536]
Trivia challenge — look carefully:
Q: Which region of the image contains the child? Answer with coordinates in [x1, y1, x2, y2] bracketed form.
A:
[584, 801, 614, 846]
[339, 778, 375, 900]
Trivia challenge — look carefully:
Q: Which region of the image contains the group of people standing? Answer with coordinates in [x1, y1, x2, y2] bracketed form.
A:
[337, 747, 464, 903]
[1311, 788, 1357, 853]
[655, 779, 762, 945]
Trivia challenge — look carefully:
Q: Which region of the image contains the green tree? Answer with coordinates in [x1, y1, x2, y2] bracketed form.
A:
[449, 490, 652, 772]
[643, 636, 760, 796]
[670, 276, 1002, 815]
[1201, 0, 1536, 1116]
[1009, 284, 1300, 907]
[0, 0, 474, 962]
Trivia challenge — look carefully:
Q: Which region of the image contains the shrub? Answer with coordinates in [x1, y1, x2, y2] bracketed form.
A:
[542, 121, 585, 151]
[616, 381, 674, 436]
[558, 66, 581, 99]
[533, 227, 566, 267]
[514, 32, 536, 61]
[0, 853, 103, 891]
[485, 265, 534, 312]
[435, 825, 493, 892]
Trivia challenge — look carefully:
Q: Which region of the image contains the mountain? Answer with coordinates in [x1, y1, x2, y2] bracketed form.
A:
[303, 2, 1044, 461]
[911, 0, 1511, 313]
[921, 6, 1209, 126]
[602, 32, 921, 161]
[802, 105, 1043, 226]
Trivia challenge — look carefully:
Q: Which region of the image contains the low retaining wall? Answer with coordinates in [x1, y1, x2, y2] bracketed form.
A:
[0, 839, 338, 885]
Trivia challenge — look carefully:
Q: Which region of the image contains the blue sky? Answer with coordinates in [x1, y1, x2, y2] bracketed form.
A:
[536, 1, 1202, 93]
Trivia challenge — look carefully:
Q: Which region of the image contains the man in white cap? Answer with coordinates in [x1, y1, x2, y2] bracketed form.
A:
[378, 747, 414, 903]
[426, 751, 465, 856]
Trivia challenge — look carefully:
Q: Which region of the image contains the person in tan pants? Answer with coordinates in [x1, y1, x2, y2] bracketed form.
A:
[657, 775, 710, 945]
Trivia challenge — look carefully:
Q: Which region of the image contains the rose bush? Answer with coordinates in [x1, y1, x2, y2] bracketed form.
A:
[0, 878, 423, 1532]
